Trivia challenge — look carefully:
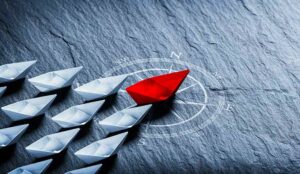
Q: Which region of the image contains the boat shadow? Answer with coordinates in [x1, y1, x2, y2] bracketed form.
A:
[35, 86, 72, 105]
[90, 93, 118, 113]
[94, 96, 180, 173]
[0, 78, 26, 97]
[141, 95, 177, 123]
[0, 144, 17, 164]
[9, 115, 44, 133]
[73, 155, 117, 174]
[64, 121, 94, 141]
[105, 96, 177, 145]
[98, 155, 118, 174]
[38, 149, 68, 172]
[124, 125, 143, 145]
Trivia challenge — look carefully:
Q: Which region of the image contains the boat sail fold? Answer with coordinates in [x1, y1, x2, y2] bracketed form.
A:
[99, 104, 152, 134]
[74, 132, 128, 164]
[52, 100, 105, 128]
[0, 60, 37, 84]
[0, 124, 29, 149]
[8, 159, 53, 174]
[29, 66, 83, 92]
[74, 74, 128, 101]
[1, 94, 57, 121]
[26, 128, 80, 158]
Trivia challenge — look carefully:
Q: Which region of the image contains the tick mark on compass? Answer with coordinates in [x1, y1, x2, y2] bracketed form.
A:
[171, 110, 184, 121]
[135, 73, 144, 80]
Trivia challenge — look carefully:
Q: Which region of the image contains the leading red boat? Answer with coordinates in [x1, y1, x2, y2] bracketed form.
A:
[126, 69, 190, 105]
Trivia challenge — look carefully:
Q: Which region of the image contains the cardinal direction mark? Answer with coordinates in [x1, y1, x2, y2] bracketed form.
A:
[169, 51, 182, 72]
[225, 104, 233, 111]
[137, 137, 147, 146]
[170, 51, 182, 59]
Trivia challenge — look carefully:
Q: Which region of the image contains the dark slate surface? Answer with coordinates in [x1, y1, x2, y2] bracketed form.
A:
[1, 0, 300, 173]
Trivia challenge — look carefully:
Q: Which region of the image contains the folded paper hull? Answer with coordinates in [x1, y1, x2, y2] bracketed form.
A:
[74, 74, 128, 101]
[52, 100, 105, 128]
[8, 159, 52, 174]
[126, 69, 189, 105]
[75, 132, 128, 164]
[28, 66, 83, 92]
[26, 128, 80, 158]
[1, 94, 57, 121]
[0, 124, 29, 149]
[99, 104, 152, 134]
[65, 164, 102, 174]
[0, 60, 36, 84]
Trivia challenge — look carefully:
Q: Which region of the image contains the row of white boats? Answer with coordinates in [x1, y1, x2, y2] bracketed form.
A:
[0, 60, 129, 99]
[0, 60, 152, 174]
[8, 159, 102, 174]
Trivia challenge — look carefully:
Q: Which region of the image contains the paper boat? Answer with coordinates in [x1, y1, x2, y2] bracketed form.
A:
[126, 69, 190, 105]
[74, 74, 128, 101]
[0, 124, 29, 149]
[1, 94, 57, 121]
[65, 164, 102, 174]
[52, 100, 105, 128]
[25, 128, 80, 158]
[74, 132, 128, 164]
[0, 60, 36, 84]
[99, 104, 152, 134]
[8, 159, 53, 174]
[28, 66, 83, 92]
[0, 86, 6, 97]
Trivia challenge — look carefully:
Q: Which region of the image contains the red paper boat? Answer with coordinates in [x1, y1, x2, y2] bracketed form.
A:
[126, 69, 190, 105]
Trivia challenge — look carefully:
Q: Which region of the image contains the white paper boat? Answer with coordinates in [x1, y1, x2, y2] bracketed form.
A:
[0, 124, 29, 149]
[0, 86, 6, 97]
[74, 132, 128, 164]
[52, 100, 105, 128]
[25, 128, 80, 158]
[0, 60, 37, 84]
[28, 66, 83, 92]
[74, 74, 128, 101]
[99, 104, 152, 134]
[1, 94, 57, 121]
[8, 159, 52, 174]
[65, 164, 102, 174]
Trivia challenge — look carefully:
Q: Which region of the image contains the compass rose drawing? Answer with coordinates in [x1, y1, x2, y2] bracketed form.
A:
[100, 55, 227, 138]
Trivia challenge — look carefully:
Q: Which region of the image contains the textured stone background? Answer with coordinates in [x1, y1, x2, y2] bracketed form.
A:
[1, 0, 300, 173]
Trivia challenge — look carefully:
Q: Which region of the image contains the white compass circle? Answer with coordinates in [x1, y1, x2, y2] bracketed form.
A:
[104, 58, 226, 138]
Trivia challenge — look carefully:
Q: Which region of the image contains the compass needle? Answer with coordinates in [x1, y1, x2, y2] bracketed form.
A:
[176, 83, 198, 94]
